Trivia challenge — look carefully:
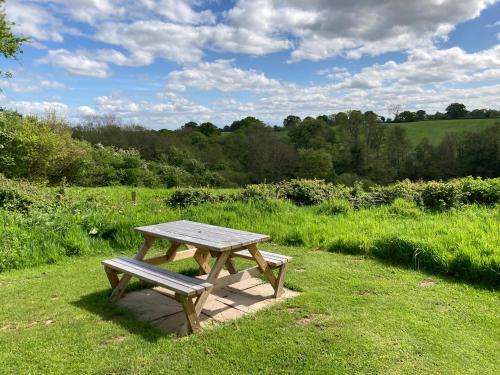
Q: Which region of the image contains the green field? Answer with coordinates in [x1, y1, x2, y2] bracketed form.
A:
[388, 118, 499, 145]
[1, 186, 499, 373]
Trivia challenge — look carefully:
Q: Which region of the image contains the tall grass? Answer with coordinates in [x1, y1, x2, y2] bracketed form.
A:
[1, 186, 498, 287]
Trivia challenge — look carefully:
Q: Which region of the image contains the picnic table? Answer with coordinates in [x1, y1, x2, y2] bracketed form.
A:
[102, 220, 292, 334]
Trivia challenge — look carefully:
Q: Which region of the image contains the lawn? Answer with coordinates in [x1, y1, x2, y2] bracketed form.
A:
[388, 118, 498, 145]
[1, 245, 499, 374]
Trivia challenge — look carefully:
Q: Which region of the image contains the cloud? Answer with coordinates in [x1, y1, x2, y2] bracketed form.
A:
[1, 99, 69, 116]
[6, 0, 65, 42]
[38, 49, 111, 78]
[1, 78, 65, 93]
[166, 59, 287, 93]
[227, 0, 497, 61]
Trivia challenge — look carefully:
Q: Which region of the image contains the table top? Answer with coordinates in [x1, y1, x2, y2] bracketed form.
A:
[135, 220, 271, 251]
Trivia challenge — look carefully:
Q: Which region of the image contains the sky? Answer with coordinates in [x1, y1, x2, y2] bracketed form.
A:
[1, 0, 500, 129]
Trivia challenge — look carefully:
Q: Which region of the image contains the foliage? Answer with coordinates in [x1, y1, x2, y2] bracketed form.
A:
[167, 188, 235, 208]
[0, 0, 29, 79]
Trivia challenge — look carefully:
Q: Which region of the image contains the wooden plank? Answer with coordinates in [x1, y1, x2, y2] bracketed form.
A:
[135, 221, 271, 251]
[110, 236, 154, 301]
[212, 266, 261, 290]
[166, 220, 270, 243]
[135, 225, 229, 251]
[247, 244, 277, 289]
[143, 248, 197, 265]
[165, 242, 181, 261]
[103, 258, 212, 296]
[274, 263, 288, 298]
[111, 257, 213, 290]
[232, 249, 292, 266]
[165, 221, 270, 250]
[194, 251, 230, 316]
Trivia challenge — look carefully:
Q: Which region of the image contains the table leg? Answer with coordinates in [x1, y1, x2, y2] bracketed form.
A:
[110, 235, 155, 302]
[194, 251, 231, 316]
[176, 294, 201, 335]
[193, 248, 211, 275]
[225, 258, 238, 274]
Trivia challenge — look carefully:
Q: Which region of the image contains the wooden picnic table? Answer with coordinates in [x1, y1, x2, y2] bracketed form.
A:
[103, 220, 292, 334]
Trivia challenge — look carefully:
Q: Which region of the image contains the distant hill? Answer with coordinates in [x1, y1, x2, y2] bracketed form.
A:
[388, 118, 499, 145]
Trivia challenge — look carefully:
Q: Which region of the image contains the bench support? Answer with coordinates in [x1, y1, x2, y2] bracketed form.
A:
[176, 294, 201, 335]
[274, 263, 288, 298]
[109, 236, 156, 302]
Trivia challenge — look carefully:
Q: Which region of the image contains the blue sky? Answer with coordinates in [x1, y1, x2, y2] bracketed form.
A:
[2, 0, 500, 129]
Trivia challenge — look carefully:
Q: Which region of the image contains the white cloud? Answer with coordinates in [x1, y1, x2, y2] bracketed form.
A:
[1, 99, 69, 116]
[1, 78, 65, 93]
[38, 49, 111, 78]
[227, 0, 497, 61]
[6, 0, 65, 42]
[166, 59, 287, 93]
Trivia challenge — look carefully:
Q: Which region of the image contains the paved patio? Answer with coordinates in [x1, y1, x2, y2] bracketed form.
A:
[117, 272, 298, 335]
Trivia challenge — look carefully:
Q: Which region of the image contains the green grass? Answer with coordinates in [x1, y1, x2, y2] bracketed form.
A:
[388, 118, 498, 145]
[2, 187, 498, 286]
[1, 246, 499, 374]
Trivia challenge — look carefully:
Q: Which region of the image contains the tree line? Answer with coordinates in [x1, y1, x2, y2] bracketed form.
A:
[3, 105, 496, 188]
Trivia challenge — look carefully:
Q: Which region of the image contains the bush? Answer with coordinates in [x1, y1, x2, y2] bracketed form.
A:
[0, 174, 51, 212]
[167, 188, 235, 208]
[276, 179, 337, 205]
[458, 177, 500, 205]
[421, 181, 462, 210]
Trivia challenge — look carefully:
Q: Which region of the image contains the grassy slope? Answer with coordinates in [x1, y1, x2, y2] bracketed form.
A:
[388, 118, 498, 145]
[0, 246, 499, 374]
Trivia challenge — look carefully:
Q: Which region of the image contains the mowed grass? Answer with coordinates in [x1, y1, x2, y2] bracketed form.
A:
[388, 118, 498, 145]
[1, 244, 499, 374]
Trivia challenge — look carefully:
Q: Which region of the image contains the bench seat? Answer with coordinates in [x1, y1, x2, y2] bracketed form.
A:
[231, 250, 292, 267]
[102, 257, 212, 297]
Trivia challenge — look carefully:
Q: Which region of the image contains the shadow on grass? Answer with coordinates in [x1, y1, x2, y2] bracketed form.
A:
[327, 237, 499, 291]
[71, 281, 166, 342]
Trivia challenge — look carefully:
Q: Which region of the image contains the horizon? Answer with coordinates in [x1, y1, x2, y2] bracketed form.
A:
[1, 0, 500, 129]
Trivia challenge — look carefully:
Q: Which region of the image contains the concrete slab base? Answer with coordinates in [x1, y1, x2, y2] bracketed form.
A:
[117, 276, 299, 335]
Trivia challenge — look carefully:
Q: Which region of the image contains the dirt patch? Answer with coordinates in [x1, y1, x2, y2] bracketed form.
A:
[107, 335, 127, 343]
[1, 323, 17, 331]
[45, 319, 55, 325]
[295, 317, 313, 326]
[294, 268, 306, 272]
[419, 280, 435, 288]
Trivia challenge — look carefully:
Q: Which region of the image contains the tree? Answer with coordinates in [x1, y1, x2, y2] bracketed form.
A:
[283, 115, 301, 129]
[446, 103, 468, 119]
[0, 0, 29, 80]
[387, 104, 401, 122]
[398, 111, 417, 122]
[229, 116, 265, 131]
[198, 122, 219, 136]
[297, 148, 333, 180]
[416, 110, 426, 121]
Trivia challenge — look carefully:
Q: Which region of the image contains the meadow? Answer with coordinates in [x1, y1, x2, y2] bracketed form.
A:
[389, 118, 498, 145]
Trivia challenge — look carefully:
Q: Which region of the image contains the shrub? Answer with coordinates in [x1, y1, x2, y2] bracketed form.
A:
[420, 181, 462, 210]
[0, 174, 51, 212]
[276, 179, 337, 205]
[458, 177, 500, 205]
[167, 188, 235, 208]
[239, 184, 278, 201]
